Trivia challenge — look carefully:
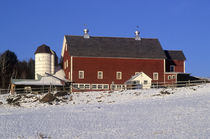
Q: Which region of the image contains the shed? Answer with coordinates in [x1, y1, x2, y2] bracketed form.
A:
[125, 72, 152, 89]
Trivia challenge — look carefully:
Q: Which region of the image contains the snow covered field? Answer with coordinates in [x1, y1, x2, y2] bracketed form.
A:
[0, 84, 210, 138]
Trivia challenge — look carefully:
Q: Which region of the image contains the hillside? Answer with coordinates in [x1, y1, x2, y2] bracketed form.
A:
[0, 84, 210, 138]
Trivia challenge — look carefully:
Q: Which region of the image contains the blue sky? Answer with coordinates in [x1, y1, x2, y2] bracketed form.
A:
[0, 0, 210, 77]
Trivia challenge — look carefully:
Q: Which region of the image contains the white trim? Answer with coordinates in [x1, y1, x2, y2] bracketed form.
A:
[163, 59, 165, 83]
[184, 61, 185, 73]
[65, 43, 67, 51]
[70, 56, 73, 81]
[66, 59, 68, 68]
[61, 36, 67, 57]
[68, 71, 70, 79]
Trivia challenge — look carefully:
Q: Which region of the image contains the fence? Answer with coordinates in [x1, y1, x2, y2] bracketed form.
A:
[151, 79, 208, 88]
[0, 79, 209, 95]
[0, 86, 71, 95]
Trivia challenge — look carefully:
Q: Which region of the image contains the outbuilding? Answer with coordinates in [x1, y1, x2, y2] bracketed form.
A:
[125, 72, 152, 89]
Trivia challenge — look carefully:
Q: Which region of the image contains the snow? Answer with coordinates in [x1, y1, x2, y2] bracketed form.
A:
[12, 69, 68, 86]
[0, 84, 210, 138]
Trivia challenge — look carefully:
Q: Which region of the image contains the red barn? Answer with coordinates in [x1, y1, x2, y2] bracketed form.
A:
[61, 29, 186, 91]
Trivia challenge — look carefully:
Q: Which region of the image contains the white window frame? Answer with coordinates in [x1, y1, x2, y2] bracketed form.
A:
[78, 70, 84, 79]
[170, 65, 175, 72]
[153, 72, 158, 80]
[97, 71, 103, 79]
[84, 84, 90, 89]
[79, 84, 85, 89]
[116, 71, 122, 80]
[73, 84, 79, 89]
[168, 75, 172, 80]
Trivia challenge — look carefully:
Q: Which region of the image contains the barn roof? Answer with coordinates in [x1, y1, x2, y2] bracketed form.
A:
[65, 35, 167, 59]
[35, 44, 52, 54]
[164, 50, 186, 60]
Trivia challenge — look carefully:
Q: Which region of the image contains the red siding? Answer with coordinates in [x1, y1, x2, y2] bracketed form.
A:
[71, 57, 164, 84]
[63, 47, 71, 79]
[164, 74, 177, 84]
[166, 60, 184, 72]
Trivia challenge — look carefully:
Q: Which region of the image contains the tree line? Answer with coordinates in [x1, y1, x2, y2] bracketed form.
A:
[0, 50, 35, 89]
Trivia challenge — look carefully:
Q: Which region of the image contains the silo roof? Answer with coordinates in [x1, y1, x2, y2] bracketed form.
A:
[35, 44, 52, 54]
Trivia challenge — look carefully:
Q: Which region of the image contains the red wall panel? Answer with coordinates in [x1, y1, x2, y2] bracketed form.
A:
[166, 60, 184, 72]
[71, 57, 165, 84]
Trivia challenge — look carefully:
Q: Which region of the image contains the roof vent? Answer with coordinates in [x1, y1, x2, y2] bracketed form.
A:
[135, 30, 141, 40]
[83, 28, 90, 39]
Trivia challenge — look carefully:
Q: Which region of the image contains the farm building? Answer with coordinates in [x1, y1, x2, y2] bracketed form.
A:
[61, 29, 186, 91]
[125, 72, 152, 89]
[10, 45, 70, 94]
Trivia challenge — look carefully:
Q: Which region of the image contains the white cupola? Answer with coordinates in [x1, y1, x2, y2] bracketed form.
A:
[135, 30, 141, 40]
[83, 28, 90, 39]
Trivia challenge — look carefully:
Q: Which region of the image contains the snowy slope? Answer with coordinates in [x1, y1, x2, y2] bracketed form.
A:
[0, 84, 210, 138]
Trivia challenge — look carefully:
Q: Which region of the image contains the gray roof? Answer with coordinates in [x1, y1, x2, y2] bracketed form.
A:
[65, 35, 167, 59]
[35, 44, 52, 54]
[164, 50, 186, 60]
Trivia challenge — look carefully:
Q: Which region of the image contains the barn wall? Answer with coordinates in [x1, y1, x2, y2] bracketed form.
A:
[165, 59, 185, 72]
[63, 46, 71, 80]
[71, 57, 165, 84]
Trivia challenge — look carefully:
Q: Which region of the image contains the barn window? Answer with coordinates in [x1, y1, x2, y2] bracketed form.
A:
[97, 71, 103, 79]
[144, 80, 148, 85]
[85, 84, 90, 89]
[91, 84, 97, 89]
[168, 75, 172, 80]
[73, 84, 78, 89]
[172, 75, 176, 79]
[153, 72, 158, 80]
[103, 84, 109, 89]
[170, 65, 175, 72]
[78, 70, 84, 79]
[79, 84, 85, 89]
[98, 84, 103, 89]
[116, 72, 122, 80]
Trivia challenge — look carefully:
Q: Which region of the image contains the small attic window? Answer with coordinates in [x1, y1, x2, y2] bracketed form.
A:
[170, 65, 175, 72]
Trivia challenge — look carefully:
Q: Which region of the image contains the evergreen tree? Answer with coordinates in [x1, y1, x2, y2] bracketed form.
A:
[0, 50, 18, 88]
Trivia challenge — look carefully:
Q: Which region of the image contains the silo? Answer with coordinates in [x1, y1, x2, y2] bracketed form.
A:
[34, 44, 52, 80]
